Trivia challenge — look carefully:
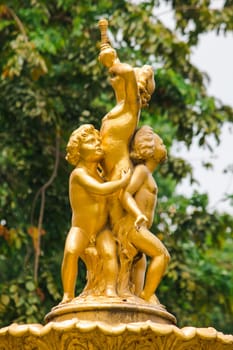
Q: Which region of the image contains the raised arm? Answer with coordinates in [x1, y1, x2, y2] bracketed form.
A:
[98, 18, 120, 68]
[98, 19, 139, 107]
[72, 168, 130, 195]
[109, 62, 139, 106]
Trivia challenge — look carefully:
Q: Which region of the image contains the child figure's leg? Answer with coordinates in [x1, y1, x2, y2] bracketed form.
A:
[61, 227, 89, 303]
[130, 253, 146, 296]
[96, 228, 118, 297]
[129, 227, 170, 302]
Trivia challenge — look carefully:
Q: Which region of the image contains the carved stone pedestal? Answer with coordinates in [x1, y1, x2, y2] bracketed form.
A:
[1, 297, 232, 350]
[45, 296, 176, 325]
[0, 318, 232, 350]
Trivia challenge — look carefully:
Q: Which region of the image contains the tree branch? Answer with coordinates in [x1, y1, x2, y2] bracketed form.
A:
[33, 128, 60, 284]
[7, 7, 28, 42]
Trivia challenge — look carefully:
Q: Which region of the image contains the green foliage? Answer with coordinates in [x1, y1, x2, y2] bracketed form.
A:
[0, 0, 232, 333]
[153, 191, 233, 332]
[171, 0, 233, 44]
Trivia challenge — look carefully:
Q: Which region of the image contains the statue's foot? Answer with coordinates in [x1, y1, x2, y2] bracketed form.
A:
[139, 292, 161, 304]
[148, 294, 160, 305]
[140, 293, 166, 309]
[60, 294, 73, 304]
[118, 288, 135, 298]
[105, 287, 118, 298]
[79, 290, 90, 298]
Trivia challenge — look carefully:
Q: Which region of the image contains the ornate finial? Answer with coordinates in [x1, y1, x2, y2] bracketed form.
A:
[98, 18, 111, 51]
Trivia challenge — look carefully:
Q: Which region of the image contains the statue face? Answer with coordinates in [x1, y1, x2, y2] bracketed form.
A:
[79, 130, 104, 162]
[99, 48, 117, 68]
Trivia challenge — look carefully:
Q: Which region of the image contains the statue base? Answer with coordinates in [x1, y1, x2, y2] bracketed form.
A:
[45, 295, 176, 325]
[1, 319, 232, 349]
[1, 294, 232, 349]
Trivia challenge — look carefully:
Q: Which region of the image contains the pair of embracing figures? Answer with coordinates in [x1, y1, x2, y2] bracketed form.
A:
[61, 43, 170, 306]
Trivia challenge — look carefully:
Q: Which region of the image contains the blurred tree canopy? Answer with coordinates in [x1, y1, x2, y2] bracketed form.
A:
[0, 0, 232, 333]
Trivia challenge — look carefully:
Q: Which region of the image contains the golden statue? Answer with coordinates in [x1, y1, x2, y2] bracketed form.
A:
[61, 124, 130, 303]
[46, 18, 176, 326]
[59, 19, 169, 306]
[116, 126, 170, 303]
[2, 18, 233, 350]
[99, 19, 155, 228]
[99, 19, 155, 183]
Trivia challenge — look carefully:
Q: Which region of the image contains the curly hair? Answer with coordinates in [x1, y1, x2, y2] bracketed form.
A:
[130, 126, 167, 165]
[66, 124, 96, 166]
[134, 65, 155, 107]
[130, 126, 155, 163]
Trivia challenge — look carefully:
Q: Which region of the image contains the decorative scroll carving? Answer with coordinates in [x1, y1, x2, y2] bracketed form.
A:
[1, 322, 232, 350]
[0, 339, 8, 350]
[9, 336, 51, 350]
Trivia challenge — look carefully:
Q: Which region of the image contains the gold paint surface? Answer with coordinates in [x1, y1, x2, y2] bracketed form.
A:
[0, 321, 232, 350]
[60, 19, 170, 313]
[1, 19, 232, 350]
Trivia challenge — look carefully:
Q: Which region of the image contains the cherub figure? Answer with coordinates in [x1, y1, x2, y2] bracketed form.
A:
[98, 19, 155, 225]
[61, 124, 130, 303]
[116, 126, 170, 303]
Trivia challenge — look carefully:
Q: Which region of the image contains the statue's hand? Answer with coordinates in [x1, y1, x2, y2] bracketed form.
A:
[135, 214, 148, 231]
